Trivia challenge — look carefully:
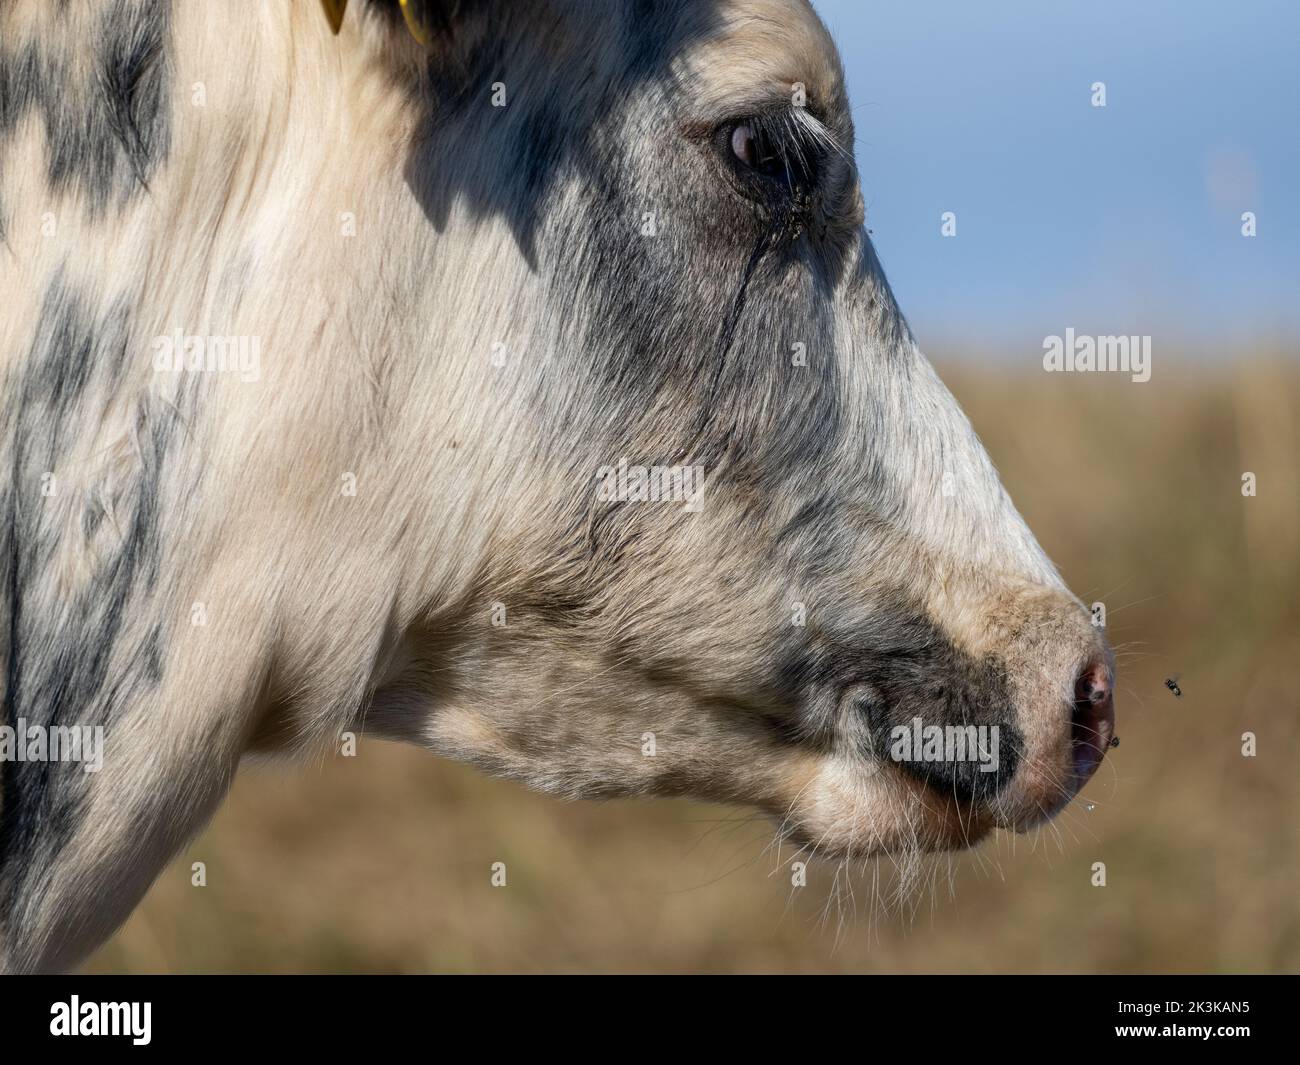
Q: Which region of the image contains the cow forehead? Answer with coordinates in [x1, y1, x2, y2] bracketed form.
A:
[671, 0, 845, 117]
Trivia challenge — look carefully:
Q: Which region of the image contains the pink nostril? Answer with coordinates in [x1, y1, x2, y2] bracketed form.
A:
[1071, 658, 1116, 785]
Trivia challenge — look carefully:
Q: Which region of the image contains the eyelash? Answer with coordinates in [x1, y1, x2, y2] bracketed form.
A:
[716, 111, 824, 196]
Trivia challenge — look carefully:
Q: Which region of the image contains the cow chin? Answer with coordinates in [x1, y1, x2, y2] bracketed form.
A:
[770, 740, 1075, 863]
[771, 753, 1000, 861]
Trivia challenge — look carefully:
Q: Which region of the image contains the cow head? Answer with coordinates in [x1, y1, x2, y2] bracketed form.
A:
[302, 0, 1117, 864]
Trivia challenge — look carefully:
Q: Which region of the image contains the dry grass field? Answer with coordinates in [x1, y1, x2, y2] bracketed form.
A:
[87, 351, 1300, 973]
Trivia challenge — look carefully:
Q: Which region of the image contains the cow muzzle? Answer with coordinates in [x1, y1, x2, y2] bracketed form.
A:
[778, 587, 1118, 858]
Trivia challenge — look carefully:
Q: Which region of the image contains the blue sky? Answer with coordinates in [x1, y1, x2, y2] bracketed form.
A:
[816, 0, 1299, 356]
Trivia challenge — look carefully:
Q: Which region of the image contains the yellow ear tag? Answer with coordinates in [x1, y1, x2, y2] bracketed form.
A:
[320, 0, 348, 34]
[321, 0, 431, 45]
[399, 0, 433, 46]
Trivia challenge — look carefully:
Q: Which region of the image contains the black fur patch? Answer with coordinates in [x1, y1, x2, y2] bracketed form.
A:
[0, 0, 171, 227]
[0, 270, 176, 900]
[776, 607, 1023, 803]
[853, 622, 1022, 802]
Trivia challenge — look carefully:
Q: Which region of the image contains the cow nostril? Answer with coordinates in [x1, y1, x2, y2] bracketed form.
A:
[1071, 658, 1116, 786]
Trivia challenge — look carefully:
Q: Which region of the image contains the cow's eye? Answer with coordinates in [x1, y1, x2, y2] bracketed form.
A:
[729, 123, 785, 178]
[718, 115, 821, 196]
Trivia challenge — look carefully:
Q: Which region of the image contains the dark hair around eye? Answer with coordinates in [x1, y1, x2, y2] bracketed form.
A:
[715, 110, 829, 196]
